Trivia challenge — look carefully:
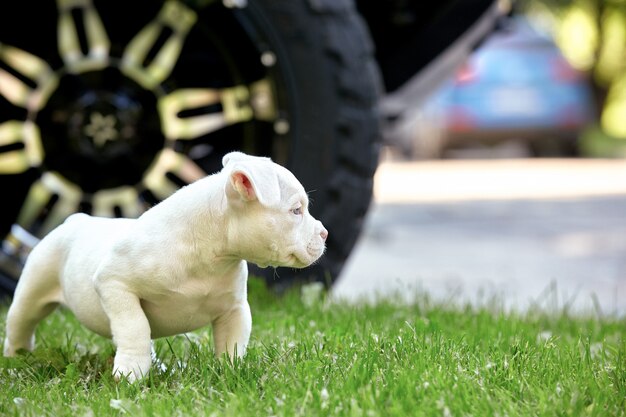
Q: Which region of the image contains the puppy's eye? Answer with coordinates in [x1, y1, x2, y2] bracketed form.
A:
[291, 206, 303, 216]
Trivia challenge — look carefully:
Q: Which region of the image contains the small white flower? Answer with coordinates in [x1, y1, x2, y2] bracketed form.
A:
[110, 398, 133, 413]
[47, 377, 62, 386]
[537, 331, 552, 343]
[275, 395, 285, 407]
[436, 398, 445, 409]
[590, 342, 604, 359]
[320, 387, 330, 401]
[13, 397, 26, 406]
[556, 383, 563, 396]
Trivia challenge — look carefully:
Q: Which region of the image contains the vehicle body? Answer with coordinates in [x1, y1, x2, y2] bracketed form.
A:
[0, 0, 501, 294]
[399, 17, 596, 158]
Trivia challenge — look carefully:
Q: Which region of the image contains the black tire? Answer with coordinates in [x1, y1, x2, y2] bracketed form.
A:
[0, 0, 381, 294]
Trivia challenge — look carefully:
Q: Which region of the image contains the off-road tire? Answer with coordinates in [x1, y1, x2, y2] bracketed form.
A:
[0, 0, 381, 294]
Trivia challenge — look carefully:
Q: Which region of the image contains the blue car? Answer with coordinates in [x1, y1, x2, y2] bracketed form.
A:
[437, 17, 596, 156]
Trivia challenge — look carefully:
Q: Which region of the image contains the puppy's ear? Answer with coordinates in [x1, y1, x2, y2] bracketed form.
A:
[222, 151, 247, 167]
[229, 170, 256, 202]
[222, 151, 271, 168]
[227, 165, 280, 207]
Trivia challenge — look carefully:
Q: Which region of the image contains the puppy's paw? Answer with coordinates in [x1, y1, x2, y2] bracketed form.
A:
[113, 353, 151, 383]
[3, 336, 34, 357]
[3, 339, 15, 357]
[3, 344, 15, 358]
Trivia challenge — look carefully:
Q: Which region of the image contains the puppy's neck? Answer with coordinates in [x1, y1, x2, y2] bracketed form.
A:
[139, 173, 242, 275]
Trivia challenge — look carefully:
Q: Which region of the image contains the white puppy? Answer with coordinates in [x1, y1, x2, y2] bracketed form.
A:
[3, 152, 327, 381]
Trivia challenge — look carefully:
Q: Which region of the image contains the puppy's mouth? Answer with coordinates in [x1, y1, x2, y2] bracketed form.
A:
[274, 251, 314, 269]
[307, 243, 325, 260]
[287, 245, 324, 268]
[272, 243, 325, 269]
[288, 253, 311, 268]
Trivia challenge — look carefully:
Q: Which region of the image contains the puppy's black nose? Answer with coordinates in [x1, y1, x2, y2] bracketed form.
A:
[320, 228, 328, 241]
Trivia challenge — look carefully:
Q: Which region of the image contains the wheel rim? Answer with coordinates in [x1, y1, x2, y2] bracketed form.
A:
[0, 0, 289, 286]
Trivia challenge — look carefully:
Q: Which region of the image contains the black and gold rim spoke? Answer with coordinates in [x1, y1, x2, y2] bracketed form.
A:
[0, 0, 281, 274]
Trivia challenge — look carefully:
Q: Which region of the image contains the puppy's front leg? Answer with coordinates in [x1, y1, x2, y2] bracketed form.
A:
[212, 302, 252, 361]
[95, 280, 151, 382]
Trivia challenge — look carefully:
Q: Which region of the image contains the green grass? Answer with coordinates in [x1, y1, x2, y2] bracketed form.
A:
[1, 278, 624, 417]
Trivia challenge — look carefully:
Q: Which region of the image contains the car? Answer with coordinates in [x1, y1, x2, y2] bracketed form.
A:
[431, 17, 595, 157]
[0, 0, 501, 295]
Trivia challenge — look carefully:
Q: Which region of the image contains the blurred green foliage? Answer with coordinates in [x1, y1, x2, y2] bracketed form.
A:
[522, 0, 626, 155]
